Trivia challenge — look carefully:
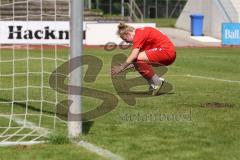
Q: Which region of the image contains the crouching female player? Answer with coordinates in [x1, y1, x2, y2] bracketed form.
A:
[111, 23, 176, 95]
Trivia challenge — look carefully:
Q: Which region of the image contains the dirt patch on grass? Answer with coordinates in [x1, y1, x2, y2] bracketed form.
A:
[201, 102, 234, 108]
[14, 144, 45, 150]
[15, 145, 32, 150]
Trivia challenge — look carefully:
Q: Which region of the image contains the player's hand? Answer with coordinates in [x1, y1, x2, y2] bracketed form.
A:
[111, 65, 123, 76]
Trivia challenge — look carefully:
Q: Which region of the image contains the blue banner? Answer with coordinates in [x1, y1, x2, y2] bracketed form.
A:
[222, 23, 240, 45]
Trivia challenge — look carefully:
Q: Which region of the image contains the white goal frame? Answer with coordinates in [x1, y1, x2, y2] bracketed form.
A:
[0, 0, 83, 146]
[68, 0, 83, 138]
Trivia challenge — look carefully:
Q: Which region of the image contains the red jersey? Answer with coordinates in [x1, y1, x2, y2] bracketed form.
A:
[132, 27, 175, 52]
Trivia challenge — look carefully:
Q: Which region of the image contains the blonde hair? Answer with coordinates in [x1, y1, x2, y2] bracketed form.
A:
[117, 22, 134, 36]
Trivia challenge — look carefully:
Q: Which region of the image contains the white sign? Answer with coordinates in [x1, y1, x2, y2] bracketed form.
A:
[85, 23, 156, 45]
[0, 21, 156, 45]
[0, 21, 70, 44]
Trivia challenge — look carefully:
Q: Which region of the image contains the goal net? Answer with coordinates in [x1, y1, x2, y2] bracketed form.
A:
[0, 0, 82, 146]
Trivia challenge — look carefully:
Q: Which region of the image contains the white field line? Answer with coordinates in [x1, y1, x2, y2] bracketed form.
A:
[13, 117, 124, 160]
[78, 73, 240, 84]
[185, 74, 240, 83]
[10, 116, 50, 135]
[77, 141, 124, 160]
[0, 141, 44, 147]
[1, 116, 124, 160]
[0, 116, 50, 146]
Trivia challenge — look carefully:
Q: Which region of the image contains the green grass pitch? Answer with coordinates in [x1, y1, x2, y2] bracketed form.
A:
[0, 47, 240, 160]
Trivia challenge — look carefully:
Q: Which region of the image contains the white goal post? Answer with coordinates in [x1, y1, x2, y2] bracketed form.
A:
[0, 0, 83, 146]
[68, 0, 83, 138]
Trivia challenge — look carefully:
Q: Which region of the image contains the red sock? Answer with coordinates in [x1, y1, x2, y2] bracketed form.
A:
[133, 60, 154, 80]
